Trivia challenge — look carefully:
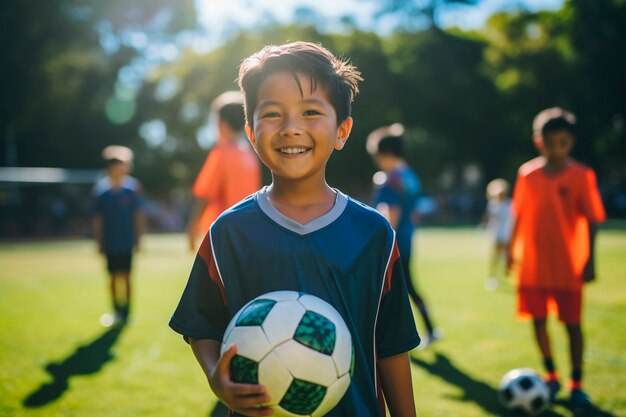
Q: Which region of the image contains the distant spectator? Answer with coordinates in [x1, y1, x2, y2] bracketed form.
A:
[481, 178, 513, 290]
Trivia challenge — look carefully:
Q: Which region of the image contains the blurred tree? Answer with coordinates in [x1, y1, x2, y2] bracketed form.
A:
[3, 0, 623, 219]
[382, 28, 506, 190]
[371, 0, 480, 29]
[1, 0, 196, 174]
[478, 0, 625, 181]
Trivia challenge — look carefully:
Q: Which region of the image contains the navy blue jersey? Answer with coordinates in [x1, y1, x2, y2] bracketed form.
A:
[93, 176, 145, 254]
[372, 166, 421, 258]
[170, 187, 419, 417]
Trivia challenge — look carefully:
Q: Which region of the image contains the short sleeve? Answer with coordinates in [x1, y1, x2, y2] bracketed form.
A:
[93, 194, 103, 215]
[375, 241, 420, 357]
[193, 149, 223, 201]
[133, 182, 147, 211]
[375, 184, 400, 208]
[580, 168, 606, 224]
[511, 171, 526, 217]
[169, 234, 229, 342]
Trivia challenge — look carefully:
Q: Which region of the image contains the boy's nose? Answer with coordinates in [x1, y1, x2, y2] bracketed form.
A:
[280, 116, 303, 137]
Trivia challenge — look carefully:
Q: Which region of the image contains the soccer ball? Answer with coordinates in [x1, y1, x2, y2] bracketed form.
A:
[221, 291, 354, 417]
[498, 368, 550, 415]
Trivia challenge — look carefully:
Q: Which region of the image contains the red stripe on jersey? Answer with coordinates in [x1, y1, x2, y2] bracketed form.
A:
[198, 232, 227, 305]
[383, 240, 401, 296]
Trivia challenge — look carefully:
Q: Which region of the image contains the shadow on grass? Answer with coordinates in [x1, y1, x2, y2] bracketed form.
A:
[552, 398, 618, 417]
[208, 354, 617, 417]
[411, 352, 569, 417]
[23, 324, 125, 408]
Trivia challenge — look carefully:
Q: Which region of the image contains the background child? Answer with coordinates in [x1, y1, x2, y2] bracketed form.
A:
[93, 145, 146, 327]
[367, 123, 439, 347]
[187, 91, 261, 251]
[170, 41, 420, 417]
[482, 178, 513, 291]
[507, 107, 606, 406]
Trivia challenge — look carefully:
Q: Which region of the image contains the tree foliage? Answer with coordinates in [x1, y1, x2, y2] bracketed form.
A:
[3, 0, 624, 214]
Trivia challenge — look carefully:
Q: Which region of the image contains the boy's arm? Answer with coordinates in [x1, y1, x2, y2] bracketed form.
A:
[506, 215, 519, 274]
[582, 222, 599, 283]
[189, 338, 272, 417]
[92, 214, 104, 253]
[379, 352, 417, 417]
[134, 210, 146, 251]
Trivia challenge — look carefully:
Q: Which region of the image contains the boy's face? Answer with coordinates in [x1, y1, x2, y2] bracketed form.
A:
[245, 71, 352, 183]
[541, 129, 573, 164]
[106, 160, 129, 178]
[373, 153, 394, 171]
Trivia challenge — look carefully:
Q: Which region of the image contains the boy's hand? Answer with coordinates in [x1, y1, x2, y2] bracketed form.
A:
[209, 345, 273, 417]
[582, 258, 596, 283]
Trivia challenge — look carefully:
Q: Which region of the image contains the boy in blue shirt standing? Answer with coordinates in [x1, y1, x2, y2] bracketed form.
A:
[367, 124, 438, 347]
[93, 145, 145, 326]
[170, 42, 420, 416]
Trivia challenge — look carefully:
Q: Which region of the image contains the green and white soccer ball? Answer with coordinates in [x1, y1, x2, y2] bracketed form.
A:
[498, 368, 550, 415]
[221, 291, 354, 417]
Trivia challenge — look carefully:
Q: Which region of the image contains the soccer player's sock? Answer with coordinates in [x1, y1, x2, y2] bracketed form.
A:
[570, 369, 582, 390]
[543, 358, 559, 381]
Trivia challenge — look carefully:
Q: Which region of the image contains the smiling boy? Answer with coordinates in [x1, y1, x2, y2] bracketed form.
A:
[170, 41, 420, 417]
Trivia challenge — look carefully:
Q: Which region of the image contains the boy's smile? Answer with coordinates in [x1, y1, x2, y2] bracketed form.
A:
[246, 71, 352, 184]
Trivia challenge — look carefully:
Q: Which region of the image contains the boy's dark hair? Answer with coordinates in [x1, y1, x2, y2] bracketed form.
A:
[105, 158, 124, 167]
[218, 102, 245, 132]
[366, 123, 406, 157]
[377, 136, 405, 157]
[211, 91, 245, 132]
[237, 41, 362, 128]
[533, 107, 577, 137]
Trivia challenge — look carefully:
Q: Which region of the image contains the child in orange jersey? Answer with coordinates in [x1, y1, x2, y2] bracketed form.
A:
[508, 107, 606, 406]
[187, 91, 262, 251]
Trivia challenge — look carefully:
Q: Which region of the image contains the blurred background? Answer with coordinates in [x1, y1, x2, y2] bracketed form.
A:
[2, 0, 625, 239]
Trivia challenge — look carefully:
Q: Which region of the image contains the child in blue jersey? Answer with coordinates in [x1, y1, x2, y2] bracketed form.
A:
[170, 42, 420, 417]
[93, 146, 145, 326]
[367, 124, 438, 347]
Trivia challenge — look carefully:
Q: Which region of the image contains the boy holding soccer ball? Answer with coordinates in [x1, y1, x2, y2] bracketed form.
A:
[507, 107, 606, 407]
[170, 42, 420, 416]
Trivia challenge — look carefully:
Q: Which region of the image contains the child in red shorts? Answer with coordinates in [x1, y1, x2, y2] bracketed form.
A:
[508, 107, 606, 406]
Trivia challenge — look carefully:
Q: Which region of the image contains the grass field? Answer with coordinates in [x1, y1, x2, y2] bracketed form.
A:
[1, 228, 624, 417]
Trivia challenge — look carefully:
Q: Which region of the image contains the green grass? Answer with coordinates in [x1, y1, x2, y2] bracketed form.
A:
[0, 229, 624, 417]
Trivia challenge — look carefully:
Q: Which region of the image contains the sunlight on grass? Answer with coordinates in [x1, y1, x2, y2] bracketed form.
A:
[1, 229, 624, 417]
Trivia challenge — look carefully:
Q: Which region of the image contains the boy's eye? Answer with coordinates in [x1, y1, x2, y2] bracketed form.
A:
[261, 111, 280, 119]
[303, 109, 321, 116]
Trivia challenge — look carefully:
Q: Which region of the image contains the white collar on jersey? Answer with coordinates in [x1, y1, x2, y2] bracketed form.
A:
[256, 186, 348, 235]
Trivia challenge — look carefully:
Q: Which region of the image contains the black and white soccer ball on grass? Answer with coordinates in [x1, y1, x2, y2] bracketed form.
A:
[498, 368, 551, 415]
[221, 291, 354, 417]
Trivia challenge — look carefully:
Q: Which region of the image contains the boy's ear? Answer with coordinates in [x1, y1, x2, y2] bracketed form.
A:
[245, 124, 256, 147]
[532, 134, 544, 152]
[335, 117, 353, 151]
